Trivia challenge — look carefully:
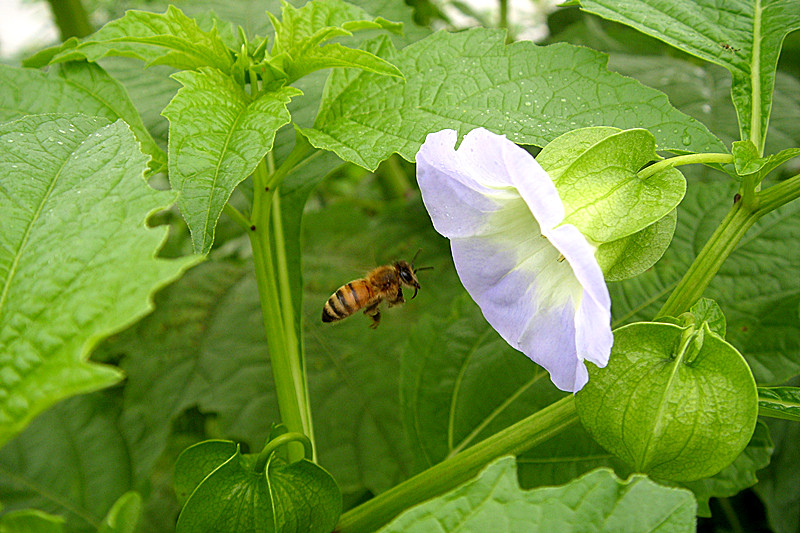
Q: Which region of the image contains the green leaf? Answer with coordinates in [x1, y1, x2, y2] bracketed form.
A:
[0, 62, 166, 173]
[660, 298, 729, 339]
[688, 298, 728, 338]
[758, 386, 800, 421]
[176, 444, 271, 533]
[0, 393, 138, 531]
[597, 210, 677, 282]
[0, 510, 64, 533]
[379, 456, 697, 532]
[174, 440, 239, 506]
[400, 295, 563, 469]
[99, 59, 180, 155]
[0, 114, 197, 447]
[268, 0, 403, 82]
[162, 67, 300, 253]
[733, 140, 800, 179]
[575, 0, 800, 153]
[554, 128, 686, 242]
[755, 417, 800, 533]
[49, 6, 234, 72]
[302, 28, 725, 170]
[609, 181, 800, 384]
[175, 442, 340, 533]
[267, 457, 341, 533]
[576, 321, 759, 481]
[97, 492, 142, 533]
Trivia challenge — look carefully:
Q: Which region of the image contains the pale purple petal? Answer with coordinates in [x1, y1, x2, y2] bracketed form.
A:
[416, 128, 613, 392]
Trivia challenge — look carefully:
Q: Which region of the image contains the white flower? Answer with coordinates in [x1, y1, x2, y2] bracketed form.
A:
[415, 128, 613, 392]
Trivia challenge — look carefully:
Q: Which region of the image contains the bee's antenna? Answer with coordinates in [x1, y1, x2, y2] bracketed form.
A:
[411, 248, 422, 267]
[414, 266, 434, 273]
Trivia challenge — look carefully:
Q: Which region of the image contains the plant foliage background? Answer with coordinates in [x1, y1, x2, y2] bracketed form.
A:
[0, 0, 799, 532]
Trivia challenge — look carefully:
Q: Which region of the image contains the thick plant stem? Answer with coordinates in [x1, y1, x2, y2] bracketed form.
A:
[755, 172, 800, 216]
[655, 201, 756, 319]
[249, 160, 313, 462]
[336, 396, 578, 533]
[376, 155, 412, 200]
[655, 172, 800, 319]
[46, 0, 93, 39]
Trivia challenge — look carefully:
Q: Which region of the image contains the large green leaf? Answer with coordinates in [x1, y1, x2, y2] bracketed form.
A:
[575, 0, 800, 154]
[48, 6, 234, 72]
[0, 393, 138, 532]
[610, 181, 800, 384]
[162, 67, 300, 253]
[400, 295, 564, 469]
[756, 416, 800, 533]
[302, 28, 725, 170]
[379, 456, 696, 532]
[0, 62, 165, 173]
[0, 114, 196, 448]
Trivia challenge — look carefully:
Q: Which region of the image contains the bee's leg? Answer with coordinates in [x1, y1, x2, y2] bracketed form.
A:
[364, 303, 381, 329]
[387, 287, 404, 307]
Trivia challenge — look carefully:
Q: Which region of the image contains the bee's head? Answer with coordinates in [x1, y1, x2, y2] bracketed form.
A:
[396, 251, 433, 299]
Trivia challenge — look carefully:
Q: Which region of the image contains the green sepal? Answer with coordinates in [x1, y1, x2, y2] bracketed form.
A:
[538, 127, 678, 279]
[758, 387, 800, 422]
[596, 210, 676, 282]
[550, 128, 685, 242]
[659, 298, 727, 338]
[576, 321, 758, 482]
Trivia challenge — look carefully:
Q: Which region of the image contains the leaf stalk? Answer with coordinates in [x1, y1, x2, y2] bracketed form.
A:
[335, 396, 577, 533]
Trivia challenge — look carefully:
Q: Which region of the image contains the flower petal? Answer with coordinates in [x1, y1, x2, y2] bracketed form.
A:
[416, 128, 612, 392]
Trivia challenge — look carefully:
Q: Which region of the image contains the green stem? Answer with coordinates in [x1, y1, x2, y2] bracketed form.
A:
[655, 201, 755, 318]
[376, 155, 412, 200]
[656, 170, 800, 319]
[271, 191, 315, 458]
[637, 153, 733, 180]
[498, 0, 508, 28]
[754, 172, 800, 216]
[46, 0, 92, 39]
[249, 161, 310, 463]
[254, 432, 313, 473]
[336, 396, 578, 533]
[223, 202, 251, 231]
[266, 132, 313, 190]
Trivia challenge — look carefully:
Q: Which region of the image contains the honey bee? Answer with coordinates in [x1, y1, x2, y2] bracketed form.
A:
[322, 252, 431, 329]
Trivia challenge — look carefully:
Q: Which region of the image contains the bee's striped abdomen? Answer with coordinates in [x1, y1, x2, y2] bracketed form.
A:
[322, 280, 373, 323]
